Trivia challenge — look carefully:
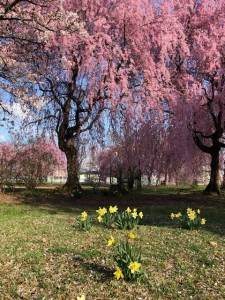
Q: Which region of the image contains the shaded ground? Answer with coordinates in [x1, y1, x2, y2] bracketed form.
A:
[1, 186, 225, 210]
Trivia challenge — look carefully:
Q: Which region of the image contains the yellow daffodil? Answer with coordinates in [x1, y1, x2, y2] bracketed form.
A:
[77, 295, 85, 300]
[133, 208, 137, 213]
[131, 211, 138, 219]
[187, 207, 193, 213]
[97, 215, 103, 222]
[114, 267, 124, 280]
[187, 210, 196, 220]
[201, 218, 206, 225]
[96, 207, 107, 216]
[175, 212, 182, 218]
[126, 207, 131, 213]
[139, 212, 143, 219]
[128, 261, 141, 273]
[188, 213, 196, 221]
[129, 232, 136, 239]
[197, 209, 201, 214]
[109, 205, 118, 213]
[81, 211, 87, 218]
[81, 217, 87, 222]
[170, 213, 175, 219]
[107, 235, 115, 246]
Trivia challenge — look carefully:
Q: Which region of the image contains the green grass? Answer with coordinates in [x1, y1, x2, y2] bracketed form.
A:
[0, 198, 224, 299]
[141, 185, 205, 195]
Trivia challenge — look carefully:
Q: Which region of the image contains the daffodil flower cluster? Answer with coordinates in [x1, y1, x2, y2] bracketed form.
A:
[79, 211, 92, 231]
[96, 205, 118, 227]
[130, 208, 143, 219]
[95, 206, 144, 229]
[170, 207, 206, 230]
[107, 232, 136, 248]
[78, 205, 145, 282]
[113, 261, 142, 280]
[187, 207, 197, 220]
[108, 233, 144, 281]
[81, 211, 87, 221]
[170, 212, 182, 219]
[116, 207, 144, 230]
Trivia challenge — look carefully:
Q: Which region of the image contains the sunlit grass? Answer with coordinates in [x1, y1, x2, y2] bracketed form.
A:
[0, 201, 224, 299]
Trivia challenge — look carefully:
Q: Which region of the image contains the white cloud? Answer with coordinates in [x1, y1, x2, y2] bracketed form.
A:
[11, 103, 28, 120]
[2, 102, 28, 120]
[0, 134, 7, 142]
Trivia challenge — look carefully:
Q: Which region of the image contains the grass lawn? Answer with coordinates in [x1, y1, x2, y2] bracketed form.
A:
[0, 188, 225, 299]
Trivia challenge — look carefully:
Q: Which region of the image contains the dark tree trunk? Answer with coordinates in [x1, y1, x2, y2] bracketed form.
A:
[164, 171, 168, 186]
[127, 169, 134, 191]
[53, 57, 105, 194]
[58, 131, 82, 193]
[194, 134, 222, 194]
[147, 174, 151, 185]
[63, 146, 82, 192]
[117, 169, 123, 190]
[220, 163, 225, 189]
[137, 165, 142, 191]
[190, 74, 225, 195]
[204, 151, 220, 194]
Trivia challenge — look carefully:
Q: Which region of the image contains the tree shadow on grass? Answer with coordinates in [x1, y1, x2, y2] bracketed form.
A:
[2, 189, 225, 237]
[73, 255, 113, 283]
[140, 205, 225, 237]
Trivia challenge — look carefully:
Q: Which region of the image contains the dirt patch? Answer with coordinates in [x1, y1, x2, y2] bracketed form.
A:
[0, 193, 24, 204]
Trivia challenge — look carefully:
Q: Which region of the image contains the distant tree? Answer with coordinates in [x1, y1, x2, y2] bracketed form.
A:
[0, 137, 65, 191]
[15, 139, 64, 190]
[99, 112, 209, 188]
[0, 143, 17, 191]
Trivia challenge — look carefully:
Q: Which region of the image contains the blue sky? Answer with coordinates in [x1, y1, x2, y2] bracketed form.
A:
[0, 101, 26, 143]
[0, 126, 10, 142]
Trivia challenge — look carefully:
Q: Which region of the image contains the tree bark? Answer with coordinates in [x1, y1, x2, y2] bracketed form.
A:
[127, 168, 134, 191]
[164, 171, 168, 186]
[204, 151, 220, 194]
[220, 162, 225, 189]
[63, 147, 82, 192]
[137, 164, 142, 191]
[117, 168, 123, 190]
[58, 132, 82, 193]
[193, 133, 222, 195]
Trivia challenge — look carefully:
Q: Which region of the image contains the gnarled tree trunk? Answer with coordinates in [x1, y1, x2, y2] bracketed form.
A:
[57, 98, 83, 194]
[63, 145, 81, 192]
[205, 151, 220, 194]
[194, 133, 222, 195]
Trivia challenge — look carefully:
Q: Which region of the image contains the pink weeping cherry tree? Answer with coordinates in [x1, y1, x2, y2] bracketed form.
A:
[164, 0, 225, 193]
[2, 0, 224, 194]
[5, 0, 180, 192]
[0, 0, 75, 113]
